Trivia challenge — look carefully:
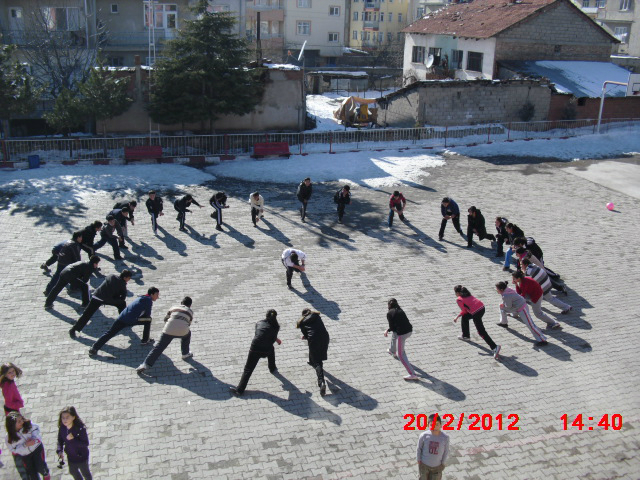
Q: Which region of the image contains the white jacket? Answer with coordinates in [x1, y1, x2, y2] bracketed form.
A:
[281, 248, 306, 267]
[249, 193, 264, 211]
[6, 422, 43, 456]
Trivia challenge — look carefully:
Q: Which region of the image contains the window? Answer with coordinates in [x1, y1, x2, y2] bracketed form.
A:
[412, 45, 426, 63]
[388, 13, 393, 22]
[597, 0, 606, 6]
[360, 31, 364, 39]
[41, 7, 83, 31]
[417, 7, 425, 17]
[451, 50, 463, 68]
[614, 26, 629, 42]
[466, 51, 483, 72]
[298, 0, 311, 7]
[380, 12, 384, 21]
[111, 4, 119, 14]
[364, 31, 370, 40]
[397, 31, 402, 41]
[328, 32, 339, 42]
[364, 11, 373, 21]
[353, 30, 358, 39]
[428, 47, 442, 66]
[577, 97, 587, 106]
[619, 0, 630, 9]
[297, 21, 310, 35]
[144, 3, 178, 29]
[582, 0, 590, 7]
[387, 32, 393, 42]
[353, 11, 358, 20]
[107, 56, 124, 66]
[378, 32, 383, 42]
[329, 6, 340, 15]
[398, 13, 402, 22]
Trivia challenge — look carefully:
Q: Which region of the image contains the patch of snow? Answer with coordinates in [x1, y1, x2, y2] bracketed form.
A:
[264, 63, 300, 71]
[206, 150, 445, 188]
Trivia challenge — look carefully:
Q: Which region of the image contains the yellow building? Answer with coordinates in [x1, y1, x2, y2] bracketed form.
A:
[348, 0, 411, 49]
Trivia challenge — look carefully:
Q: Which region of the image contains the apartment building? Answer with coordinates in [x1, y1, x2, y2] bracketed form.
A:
[0, 0, 245, 67]
[348, 0, 411, 49]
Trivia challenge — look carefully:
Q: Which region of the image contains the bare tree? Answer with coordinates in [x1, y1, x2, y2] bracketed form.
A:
[18, 0, 106, 98]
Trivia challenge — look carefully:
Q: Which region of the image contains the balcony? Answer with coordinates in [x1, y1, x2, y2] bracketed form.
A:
[104, 30, 178, 49]
[247, 0, 284, 11]
[363, 21, 380, 30]
[364, 1, 379, 8]
[1, 29, 88, 47]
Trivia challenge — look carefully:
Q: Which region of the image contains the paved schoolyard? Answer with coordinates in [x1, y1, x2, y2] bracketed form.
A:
[1, 153, 639, 480]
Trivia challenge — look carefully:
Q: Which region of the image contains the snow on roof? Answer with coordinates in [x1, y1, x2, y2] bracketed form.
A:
[343, 47, 369, 55]
[263, 63, 300, 71]
[500, 61, 631, 98]
[310, 71, 368, 78]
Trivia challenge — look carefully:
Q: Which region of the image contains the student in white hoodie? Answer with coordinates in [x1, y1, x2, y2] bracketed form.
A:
[137, 297, 195, 374]
[249, 192, 265, 227]
[495, 281, 548, 346]
[5, 412, 51, 480]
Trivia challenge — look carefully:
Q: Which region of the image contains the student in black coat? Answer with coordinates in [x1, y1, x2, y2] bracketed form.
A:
[494, 217, 509, 257]
[503, 223, 525, 271]
[334, 185, 351, 224]
[385, 298, 418, 381]
[297, 309, 330, 396]
[44, 231, 83, 296]
[108, 207, 131, 248]
[45, 256, 101, 309]
[69, 270, 131, 338]
[79, 221, 103, 256]
[439, 197, 464, 240]
[230, 309, 282, 396]
[92, 215, 124, 260]
[466, 206, 496, 248]
[173, 194, 203, 231]
[145, 191, 164, 234]
[296, 177, 313, 222]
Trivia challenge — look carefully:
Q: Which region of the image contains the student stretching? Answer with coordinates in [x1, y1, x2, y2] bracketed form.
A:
[453, 286, 501, 359]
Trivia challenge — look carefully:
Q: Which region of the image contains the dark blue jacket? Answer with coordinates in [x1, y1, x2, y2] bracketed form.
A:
[117, 295, 153, 325]
[441, 199, 460, 218]
[57, 423, 90, 463]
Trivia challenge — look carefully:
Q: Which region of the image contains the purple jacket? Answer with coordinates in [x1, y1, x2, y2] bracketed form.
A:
[57, 423, 90, 463]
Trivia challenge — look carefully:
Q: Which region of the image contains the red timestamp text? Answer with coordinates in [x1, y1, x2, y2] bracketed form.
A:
[561, 414, 623, 431]
[403, 413, 520, 431]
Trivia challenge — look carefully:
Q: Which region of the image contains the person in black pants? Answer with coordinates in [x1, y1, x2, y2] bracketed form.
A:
[438, 197, 464, 241]
[296, 177, 312, 222]
[79, 221, 103, 256]
[44, 231, 83, 296]
[453, 285, 501, 360]
[297, 309, 330, 396]
[334, 185, 351, 224]
[107, 207, 131, 249]
[466, 206, 496, 248]
[113, 200, 137, 235]
[494, 217, 509, 257]
[45, 256, 101, 310]
[230, 309, 282, 396]
[209, 192, 229, 232]
[146, 190, 164, 234]
[92, 215, 124, 260]
[69, 270, 131, 338]
[174, 194, 203, 231]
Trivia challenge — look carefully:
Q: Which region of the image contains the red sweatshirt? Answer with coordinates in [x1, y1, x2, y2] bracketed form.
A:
[515, 276, 543, 303]
[2, 380, 24, 411]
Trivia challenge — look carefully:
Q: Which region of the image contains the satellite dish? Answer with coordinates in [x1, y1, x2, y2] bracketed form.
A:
[297, 40, 307, 62]
[425, 54, 434, 68]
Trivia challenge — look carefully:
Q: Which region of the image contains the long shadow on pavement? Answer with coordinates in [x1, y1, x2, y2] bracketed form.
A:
[412, 366, 466, 401]
[461, 339, 539, 377]
[238, 371, 342, 425]
[223, 224, 256, 249]
[291, 273, 342, 321]
[323, 371, 378, 411]
[498, 324, 572, 362]
[155, 225, 188, 256]
[258, 217, 292, 247]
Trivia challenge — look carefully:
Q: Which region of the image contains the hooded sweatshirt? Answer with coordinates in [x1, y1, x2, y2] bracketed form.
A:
[500, 287, 527, 313]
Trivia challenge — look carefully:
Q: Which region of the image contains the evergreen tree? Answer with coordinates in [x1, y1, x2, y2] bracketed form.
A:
[79, 60, 133, 135]
[0, 45, 39, 137]
[44, 88, 86, 135]
[148, 1, 264, 129]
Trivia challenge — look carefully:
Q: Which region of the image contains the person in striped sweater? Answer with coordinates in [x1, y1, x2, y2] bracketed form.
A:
[453, 286, 501, 359]
[521, 259, 572, 314]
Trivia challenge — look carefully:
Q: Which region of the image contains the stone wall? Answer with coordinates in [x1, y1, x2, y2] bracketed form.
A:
[495, 0, 616, 62]
[380, 80, 550, 127]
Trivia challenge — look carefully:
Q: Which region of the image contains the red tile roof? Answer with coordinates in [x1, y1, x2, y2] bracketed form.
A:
[403, 0, 558, 39]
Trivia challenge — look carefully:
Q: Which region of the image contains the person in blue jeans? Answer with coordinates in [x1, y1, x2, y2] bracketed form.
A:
[503, 223, 525, 272]
[89, 287, 159, 357]
[388, 191, 406, 228]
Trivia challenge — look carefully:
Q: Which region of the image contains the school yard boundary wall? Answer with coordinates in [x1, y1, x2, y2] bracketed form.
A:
[1, 118, 638, 168]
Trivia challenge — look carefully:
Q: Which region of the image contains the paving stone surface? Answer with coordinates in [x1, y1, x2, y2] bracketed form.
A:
[1, 153, 640, 480]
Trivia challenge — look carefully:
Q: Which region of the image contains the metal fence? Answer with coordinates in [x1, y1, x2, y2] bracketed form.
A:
[1, 117, 638, 163]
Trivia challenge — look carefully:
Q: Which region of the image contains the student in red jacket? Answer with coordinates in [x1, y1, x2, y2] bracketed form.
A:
[453, 286, 501, 360]
[388, 191, 406, 228]
[1, 363, 24, 415]
[512, 272, 561, 330]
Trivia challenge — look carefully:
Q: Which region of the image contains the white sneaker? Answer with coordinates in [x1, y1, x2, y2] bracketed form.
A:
[182, 352, 193, 360]
[136, 363, 149, 373]
[404, 375, 419, 381]
[458, 335, 470, 341]
[493, 345, 501, 360]
[387, 349, 398, 359]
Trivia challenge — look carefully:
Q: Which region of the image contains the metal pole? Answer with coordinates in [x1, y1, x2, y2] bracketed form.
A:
[597, 81, 628, 134]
